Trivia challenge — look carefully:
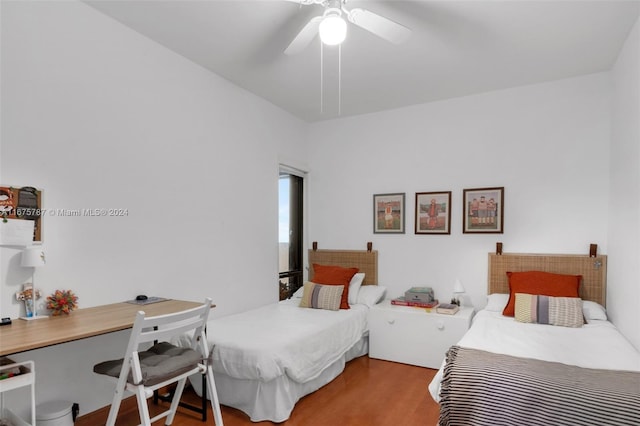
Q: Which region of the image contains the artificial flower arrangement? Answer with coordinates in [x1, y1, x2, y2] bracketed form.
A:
[46, 289, 78, 316]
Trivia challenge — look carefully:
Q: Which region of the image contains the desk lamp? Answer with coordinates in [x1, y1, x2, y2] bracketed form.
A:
[21, 246, 46, 320]
[452, 279, 465, 307]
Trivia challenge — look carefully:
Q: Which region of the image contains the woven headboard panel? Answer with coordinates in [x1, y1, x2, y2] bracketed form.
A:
[488, 253, 607, 306]
[308, 249, 378, 285]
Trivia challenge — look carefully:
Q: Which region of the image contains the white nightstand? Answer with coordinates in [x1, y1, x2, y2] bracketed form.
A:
[368, 300, 474, 368]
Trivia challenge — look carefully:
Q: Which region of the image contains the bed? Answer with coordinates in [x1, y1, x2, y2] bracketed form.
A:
[188, 246, 386, 422]
[428, 252, 640, 426]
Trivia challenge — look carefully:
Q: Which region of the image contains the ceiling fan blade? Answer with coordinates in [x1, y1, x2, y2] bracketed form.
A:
[347, 8, 411, 44]
[282, 0, 320, 4]
[285, 16, 322, 55]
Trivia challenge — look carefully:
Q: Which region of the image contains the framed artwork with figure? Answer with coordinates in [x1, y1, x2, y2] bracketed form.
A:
[463, 187, 504, 234]
[373, 193, 405, 234]
[415, 191, 451, 235]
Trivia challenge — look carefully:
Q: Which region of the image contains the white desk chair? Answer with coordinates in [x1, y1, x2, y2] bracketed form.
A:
[93, 298, 223, 426]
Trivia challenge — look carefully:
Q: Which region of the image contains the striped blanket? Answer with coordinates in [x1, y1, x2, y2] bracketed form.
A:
[439, 346, 640, 426]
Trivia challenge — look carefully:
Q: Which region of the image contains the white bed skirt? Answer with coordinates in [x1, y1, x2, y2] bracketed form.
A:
[191, 335, 369, 422]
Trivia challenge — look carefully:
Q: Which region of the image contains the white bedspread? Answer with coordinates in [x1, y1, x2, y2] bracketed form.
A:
[207, 298, 369, 383]
[429, 310, 640, 402]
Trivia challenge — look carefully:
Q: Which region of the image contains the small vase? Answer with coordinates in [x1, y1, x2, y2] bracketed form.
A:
[24, 299, 34, 317]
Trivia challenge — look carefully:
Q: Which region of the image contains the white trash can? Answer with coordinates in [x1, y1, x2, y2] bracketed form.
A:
[35, 401, 75, 426]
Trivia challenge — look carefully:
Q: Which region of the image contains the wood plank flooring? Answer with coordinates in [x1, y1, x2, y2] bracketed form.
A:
[78, 356, 440, 425]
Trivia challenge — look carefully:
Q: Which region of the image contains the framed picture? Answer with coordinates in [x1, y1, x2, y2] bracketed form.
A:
[373, 193, 405, 234]
[463, 187, 504, 234]
[415, 191, 451, 234]
[0, 185, 43, 243]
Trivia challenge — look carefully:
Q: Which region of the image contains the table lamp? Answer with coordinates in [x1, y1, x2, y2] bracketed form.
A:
[452, 279, 465, 306]
[21, 246, 46, 320]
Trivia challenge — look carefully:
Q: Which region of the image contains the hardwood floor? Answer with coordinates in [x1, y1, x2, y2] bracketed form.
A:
[78, 356, 440, 425]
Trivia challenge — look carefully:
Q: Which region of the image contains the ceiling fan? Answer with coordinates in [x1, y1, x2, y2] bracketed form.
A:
[284, 0, 411, 55]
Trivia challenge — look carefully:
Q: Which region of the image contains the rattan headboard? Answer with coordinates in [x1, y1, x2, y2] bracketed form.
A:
[488, 253, 607, 306]
[308, 248, 378, 285]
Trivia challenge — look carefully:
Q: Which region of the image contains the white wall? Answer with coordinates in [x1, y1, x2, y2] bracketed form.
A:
[608, 16, 640, 350]
[0, 0, 307, 415]
[307, 73, 611, 310]
[1, 0, 637, 419]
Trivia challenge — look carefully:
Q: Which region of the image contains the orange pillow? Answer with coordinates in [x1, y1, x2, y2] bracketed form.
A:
[311, 264, 359, 310]
[502, 271, 581, 317]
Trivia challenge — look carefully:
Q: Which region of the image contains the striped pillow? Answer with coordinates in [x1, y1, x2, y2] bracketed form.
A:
[515, 293, 583, 327]
[299, 282, 344, 311]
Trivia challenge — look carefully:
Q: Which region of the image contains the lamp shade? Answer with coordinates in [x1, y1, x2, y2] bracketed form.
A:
[453, 279, 465, 294]
[319, 13, 347, 45]
[21, 247, 46, 267]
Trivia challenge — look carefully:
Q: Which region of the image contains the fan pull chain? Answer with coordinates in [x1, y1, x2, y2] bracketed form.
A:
[319, 41, 342, 116]
[320, 40, 324, 114]
[338, 43, 342, 116]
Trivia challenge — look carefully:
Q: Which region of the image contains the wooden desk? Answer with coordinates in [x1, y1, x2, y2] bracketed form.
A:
[0, 299, 205, 356]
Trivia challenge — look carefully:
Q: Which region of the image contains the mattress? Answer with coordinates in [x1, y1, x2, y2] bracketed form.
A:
[185, 297, 371, 422]
[205, 335, 368, 422]
[207, 297, 369, 383]
[429, 309, 640, 402]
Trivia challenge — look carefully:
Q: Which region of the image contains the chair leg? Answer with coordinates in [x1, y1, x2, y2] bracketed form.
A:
[106, 376, 128, 426]
[165, 378, 188, 425]
[105, 394, 121, 426]
[205, 366, 224, 426]
[201, 372, 207, 422]
[135, 385, 152, 426]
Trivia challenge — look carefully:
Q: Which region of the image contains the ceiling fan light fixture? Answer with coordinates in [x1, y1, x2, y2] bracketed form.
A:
[319, 12, 347, 46]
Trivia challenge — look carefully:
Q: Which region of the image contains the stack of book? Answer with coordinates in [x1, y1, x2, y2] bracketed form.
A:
[390, 297, 439, 309]
[404, 286, 435, 303]
[436, 303, 460, 315]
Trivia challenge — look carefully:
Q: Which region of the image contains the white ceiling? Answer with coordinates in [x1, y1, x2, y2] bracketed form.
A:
[85, 0, 640, 122]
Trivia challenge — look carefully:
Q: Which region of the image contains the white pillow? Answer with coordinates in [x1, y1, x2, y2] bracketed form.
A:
[348, 273, 366, 305]
[356, 285, 386, 307]
[485, 293, 509, 312]
[582, 300, 607, 320]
